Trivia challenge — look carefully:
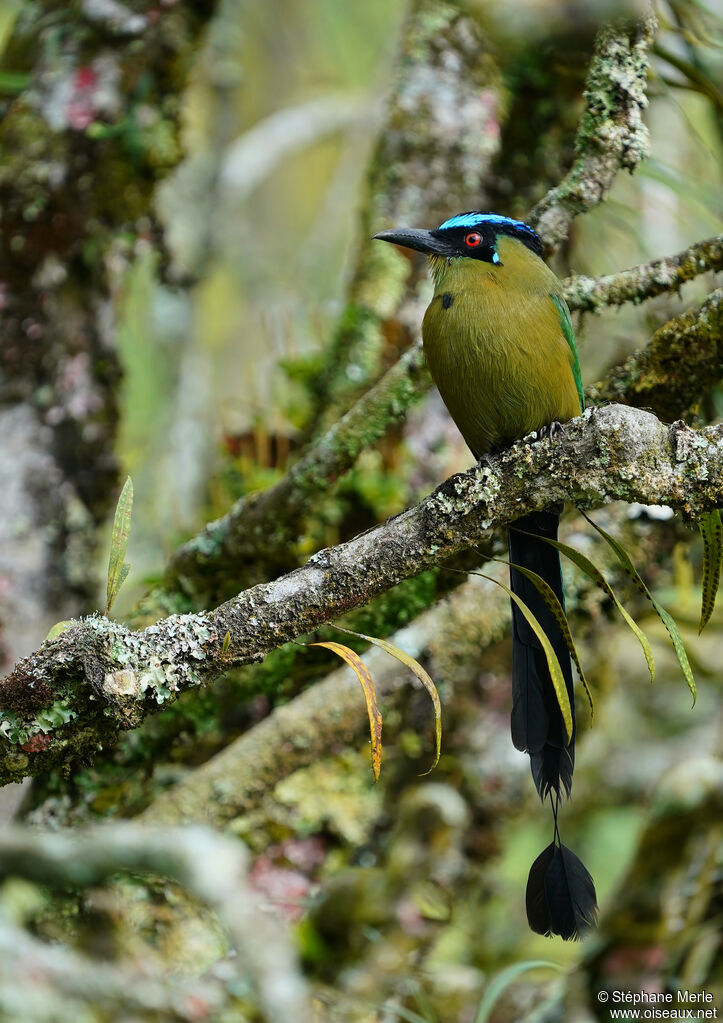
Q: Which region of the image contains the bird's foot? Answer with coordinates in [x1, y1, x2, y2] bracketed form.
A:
[536, 420, 563, 442]
[476, 452, 496, 471]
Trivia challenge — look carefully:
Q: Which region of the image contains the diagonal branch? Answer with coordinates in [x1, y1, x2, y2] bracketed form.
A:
[2, 404, 722, 787]
[159, 340, 431, 606]
[564, 235, 723, 312]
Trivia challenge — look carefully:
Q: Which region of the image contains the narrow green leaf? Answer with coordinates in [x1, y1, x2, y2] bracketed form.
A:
[519, 529, 655, 685]
[334, 625, 442, 774]
[105, 476, 133, 615]
[582, 513, 696, 704]
[117, 563, 130, 593]
[475, 960, 563, 1023]
[479, 574, 573, 742]
[311, 641, 382, 781]
[698, 510, 722, 633]
[498, 559, 593, 719]
[222, 630, 232, 656]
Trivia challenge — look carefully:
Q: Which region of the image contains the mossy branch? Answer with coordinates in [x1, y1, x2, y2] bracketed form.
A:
[591, 289, 723, 420]
[530, 12, 657, 250]
[2, 405, 722, 787]
[142, 529, 625, 830]
[160, 341, 431, 606]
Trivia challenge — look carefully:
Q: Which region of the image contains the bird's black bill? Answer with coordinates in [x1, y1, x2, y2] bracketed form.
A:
[373, 227, 455, 257]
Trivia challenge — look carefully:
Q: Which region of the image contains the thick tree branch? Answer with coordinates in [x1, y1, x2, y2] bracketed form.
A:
[2, 405, 722, 787]
[530, 13, 657, 250]
[145, 526, 628, 829]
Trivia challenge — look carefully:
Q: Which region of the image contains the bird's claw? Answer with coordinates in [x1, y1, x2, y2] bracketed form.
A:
[476, 452, 495, 470]
[537, 420, 563, 441]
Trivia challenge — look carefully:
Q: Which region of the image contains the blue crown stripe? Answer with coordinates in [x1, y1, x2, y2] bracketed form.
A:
[437, 212, 536, 235]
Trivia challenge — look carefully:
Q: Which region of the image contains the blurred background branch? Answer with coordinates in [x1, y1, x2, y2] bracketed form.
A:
[0, 822, 311, 1022]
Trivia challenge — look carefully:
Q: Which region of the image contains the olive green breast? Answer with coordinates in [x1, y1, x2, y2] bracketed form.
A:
[422, 235, 581, 457]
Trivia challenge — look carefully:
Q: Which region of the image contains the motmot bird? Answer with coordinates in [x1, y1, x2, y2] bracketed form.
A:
[374, 212, 597, 940]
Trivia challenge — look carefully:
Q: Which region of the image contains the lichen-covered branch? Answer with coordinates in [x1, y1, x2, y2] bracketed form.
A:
[2, 404, 722, 787]
[564, 235, 723, 312]
[0, 823, 311, 1023]
[146, 519, 642, 830]
[143, 502, 671, 832]
[591, 289, 722, 420]
[530, 13, 657, 250]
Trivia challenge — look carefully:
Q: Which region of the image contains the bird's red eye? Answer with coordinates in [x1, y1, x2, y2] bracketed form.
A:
[465, 232, 482, 247]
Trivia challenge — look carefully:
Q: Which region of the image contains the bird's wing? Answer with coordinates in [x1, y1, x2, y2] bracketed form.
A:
[550, 293, 584, 412]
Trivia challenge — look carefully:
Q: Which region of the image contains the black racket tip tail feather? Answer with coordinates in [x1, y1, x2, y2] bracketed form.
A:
[526, 841, 598, 941]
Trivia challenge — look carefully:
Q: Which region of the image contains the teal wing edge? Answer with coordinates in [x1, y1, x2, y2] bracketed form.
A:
[550, 293, 585, 412]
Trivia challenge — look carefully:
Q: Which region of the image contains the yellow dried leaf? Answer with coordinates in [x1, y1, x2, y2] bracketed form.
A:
[312, 641, 382, 781]
[335, 626, 441, 774]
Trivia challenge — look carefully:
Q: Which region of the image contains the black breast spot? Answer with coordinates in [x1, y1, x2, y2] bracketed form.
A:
[442, 292, 454, 309]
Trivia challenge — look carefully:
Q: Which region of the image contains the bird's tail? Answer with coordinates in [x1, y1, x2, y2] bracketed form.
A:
[508, 509, 574, 800]
[508, 509, 598, 939]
